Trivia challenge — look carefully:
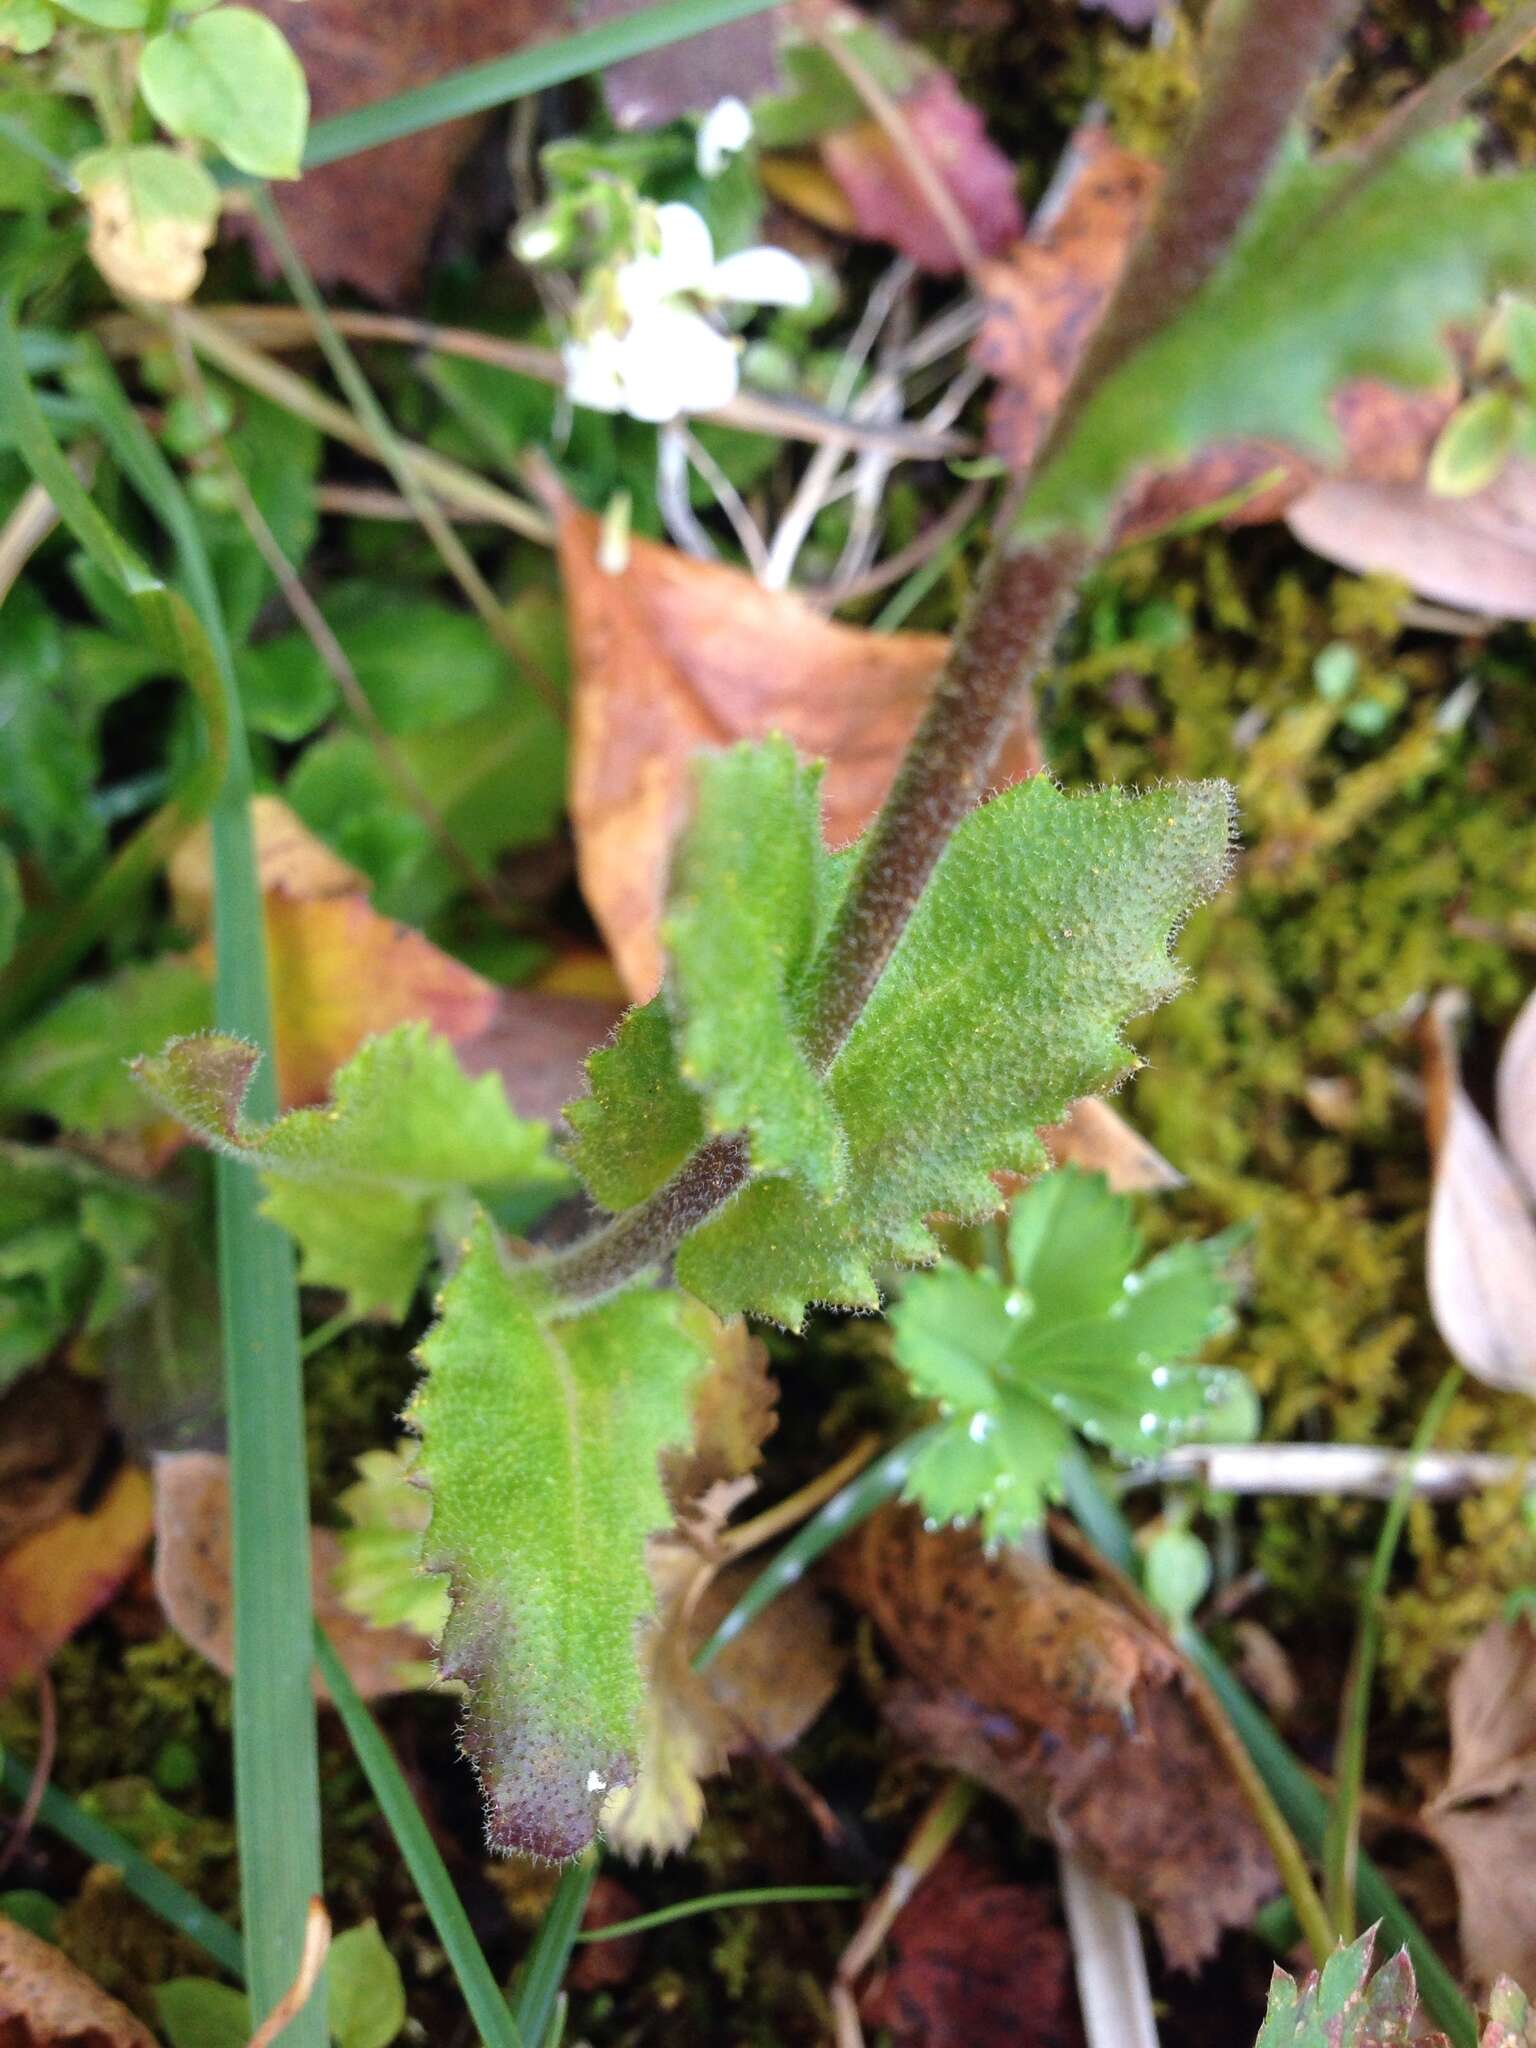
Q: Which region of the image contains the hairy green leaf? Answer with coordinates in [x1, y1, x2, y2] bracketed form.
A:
[892, 1171, 1251, 1540]
[133, 1024, 566, 1318]
[683, 776, 1232, 1324]
[1023, 129, 1536, 539]
[0, 957, 209, 1136]
[409, 1223, 703, 1859]
[570, 770, 1230, 1325]
[664, 738, 845, 1192]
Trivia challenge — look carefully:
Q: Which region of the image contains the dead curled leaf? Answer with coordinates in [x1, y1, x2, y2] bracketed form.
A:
[1424, 1615, 1536, 1993]
[154, 1451, 434, 1700]
[0, 1913, 156, 2048]
[1036, 1094, 1184, 1193]
[1420, 990, 1536, 1394]
[859, 1848, 1083, 2048]
[836, 1508, 1276, 1969]
[602, 1310, 843, 1859]
[0, 1368, 105, 1554]
[0, 1466, 153, 1696]
[556, 501, 1040, 1000]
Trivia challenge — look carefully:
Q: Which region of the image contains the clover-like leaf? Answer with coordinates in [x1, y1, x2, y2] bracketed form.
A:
[134, 1024, 567, 1318]
[409, 1222, 704, 1859]
[1023, 127, 1536, 540]
[891, 1170, 1252, 1540]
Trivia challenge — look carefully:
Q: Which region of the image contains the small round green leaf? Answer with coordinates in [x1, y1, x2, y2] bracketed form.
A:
[1427, 389, 1519, 500]
[0, 0, 57, 54]
[1502, 296, 1536, 398]
[140, 7, 309, 180]
[1144, 1526, 1212, 1632]
[154, 1978, 251, 2048]
[327, 1921, 406, 2048]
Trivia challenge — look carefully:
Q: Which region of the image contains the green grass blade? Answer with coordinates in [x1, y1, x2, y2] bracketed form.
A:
[46, 342, 326, 2045]
[302, 0, 780, 169]
[313, 1631, 523, 2048]
[692, 1428, 941, 1670]
[1191, 1637, 1477, 2048]
[572, 1886, 864, 1942]
[510, 1855, 597, 2046]
[1323, 1367, 1462, 1938]
[0, 1750, 244, 1979]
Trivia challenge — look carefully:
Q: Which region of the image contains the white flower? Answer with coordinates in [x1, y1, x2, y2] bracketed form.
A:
[696, 95, 753, 178]
[563, 202, 814, 424]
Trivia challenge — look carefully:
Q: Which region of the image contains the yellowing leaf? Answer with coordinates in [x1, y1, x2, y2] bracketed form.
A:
[77, 144, 220, 305]
[0, 1465, 151, 1692]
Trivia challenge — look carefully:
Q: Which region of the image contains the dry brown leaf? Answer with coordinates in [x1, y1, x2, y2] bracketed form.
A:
[1287, 460, 1536, 620]
[0, 1368, 104, 1554]
[557, 501, 1040, 998]
[173, 798, 500, 1107]
[975, 126, 1452, 539]
[1420, 992, 1536, 1394]
[660, 1306, 778, 1509]
[1037, 1095, 1184, 1192]
[0, 1914, 156, 2048]
[248, 0, 560, 301]
[838, 1508, 1275, 1969]
[1424, 1615, 1536, 1992]
[588, 0, 782, 126]
[154, 1451, 434, 1699]
[859, 1848, 1083, 2048]
[1497, 987, 1536, 1204]
[600, 1542, 843, 1860]
[0, 1466, 152, 1695]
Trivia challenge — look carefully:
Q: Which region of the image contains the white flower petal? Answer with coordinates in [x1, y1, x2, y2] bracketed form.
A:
[618, 305, 740, 421]
[697, 95, 752, 177]
[708, 244, 815, 309]
[650, 202, 716, 294]
[563, 333, 626, 413]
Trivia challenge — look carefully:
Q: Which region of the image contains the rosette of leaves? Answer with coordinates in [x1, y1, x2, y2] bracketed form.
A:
[1255, 1928, 1534, 2047]
[890, 1169, 1255, 1542]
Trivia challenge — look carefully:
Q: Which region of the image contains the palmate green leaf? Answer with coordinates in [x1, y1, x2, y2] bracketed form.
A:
[569, 766, 1231, 1325]
[133, 1024, 567, 1318]
[1255, 1930, 1433, 2047]
[409, 1222, 703, 1860]
[891, 1170, 1251, 1541]
[1022, 128, 1536, 540]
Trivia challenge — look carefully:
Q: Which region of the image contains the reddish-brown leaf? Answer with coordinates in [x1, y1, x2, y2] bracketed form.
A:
[0, 1915, 156, 2048]
[1037, 1094, 1184, 1192]
[837, 1509, 1276, 1969]
[0, 1369, 105, 1555]
[153, 1451, 435, 1700]
[860, 1848, 1084, 2048]
[248, 0, 565, 301]
[457, 984, 624, 1127]
[556, 500, 1040, 998]
[588, 0, 783, 126]
[822, 70, 1024, 275]
[975, 126, 1454, 538]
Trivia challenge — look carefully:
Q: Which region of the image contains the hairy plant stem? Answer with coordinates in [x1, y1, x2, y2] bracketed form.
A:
[539, 0, 1355, 1306]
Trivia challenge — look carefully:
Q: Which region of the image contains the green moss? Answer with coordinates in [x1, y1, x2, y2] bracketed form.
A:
[1045, 529, 1536, 1686]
